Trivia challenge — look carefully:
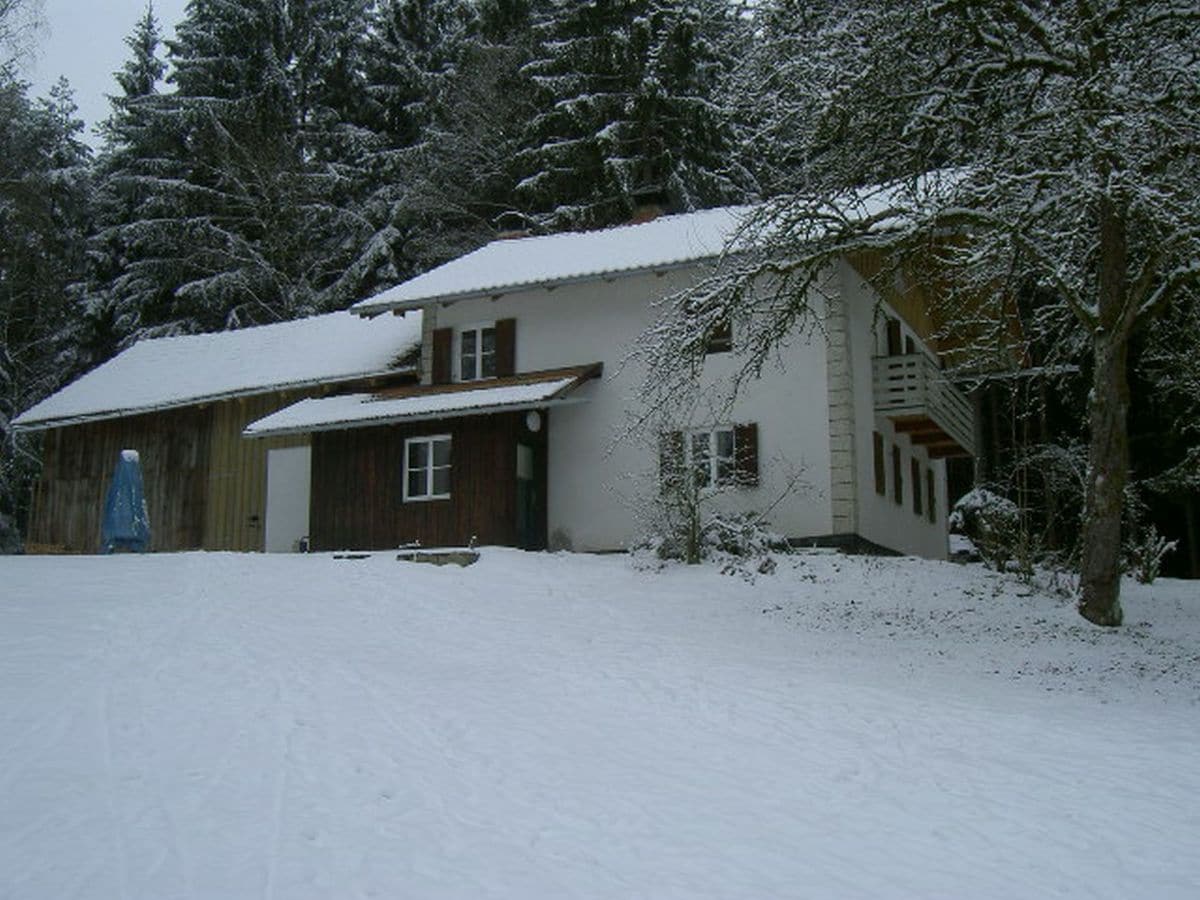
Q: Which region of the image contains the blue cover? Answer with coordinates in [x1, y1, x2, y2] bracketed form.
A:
[101, 450, 151, 553]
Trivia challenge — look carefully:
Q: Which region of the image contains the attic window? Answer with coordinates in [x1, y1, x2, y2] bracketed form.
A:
[705, 318, 733, 355]
[459, 325, 497, 381]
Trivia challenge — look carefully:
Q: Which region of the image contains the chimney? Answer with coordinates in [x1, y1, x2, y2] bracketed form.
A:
[629, 186, 671, 225]
[629, 203, 663, 225]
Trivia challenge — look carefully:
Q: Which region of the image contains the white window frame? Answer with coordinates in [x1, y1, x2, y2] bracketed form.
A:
[457, 322, 497, 382]
[686, 426, 737, 490]
[403, 434, 452, 502]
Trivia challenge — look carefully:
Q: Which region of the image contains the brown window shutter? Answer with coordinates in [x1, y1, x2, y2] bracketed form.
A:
[892, 444, 902, 504]
[734, 423, 759, 487]
[873, 432, 886, 496]
[432, 327, 452, 384]
[911, 458, 922, 515]
[927, 467, 936, 522]
[495, 318, 517, 377]
[659, 430, 684, 495]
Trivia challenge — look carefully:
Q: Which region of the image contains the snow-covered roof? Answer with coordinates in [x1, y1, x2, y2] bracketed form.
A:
[352, 206, 755, 315]
[244, 365, 601, 438]
[14, 310, 424, 431]
[352, 174, 964, 317]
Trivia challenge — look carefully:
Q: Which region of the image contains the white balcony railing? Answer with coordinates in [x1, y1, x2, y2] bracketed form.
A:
[872, 354, 976, 457]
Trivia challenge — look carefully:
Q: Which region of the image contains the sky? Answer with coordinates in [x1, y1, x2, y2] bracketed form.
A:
[24, 0, 190, 146]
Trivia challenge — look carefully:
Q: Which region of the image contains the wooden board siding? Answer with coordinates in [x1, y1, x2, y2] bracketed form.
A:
[27, 406, 213, 553]
[845, 248, 1026, 370]
[26, 392, 309, 554]
[202, 392, 309, 551]
[310, 411, 543, 551]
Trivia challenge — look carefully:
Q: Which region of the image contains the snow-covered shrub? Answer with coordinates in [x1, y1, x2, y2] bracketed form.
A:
[949, 488, 1022, 572]
[1124, 525, 1177, 585]
[701, 512, 788, 579]
[632, 512, 787, 579]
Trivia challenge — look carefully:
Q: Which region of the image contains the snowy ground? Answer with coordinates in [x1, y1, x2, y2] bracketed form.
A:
[1, 549, 1197, 899]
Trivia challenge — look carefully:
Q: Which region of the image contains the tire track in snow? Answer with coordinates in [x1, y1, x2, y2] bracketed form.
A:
[97, 685, 132, 900]
[263, 674, 288, 900]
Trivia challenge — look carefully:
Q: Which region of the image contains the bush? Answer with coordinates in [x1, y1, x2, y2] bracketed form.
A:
[632, 511, 787, 579]
[949, 488, 1022, 572]
[1124, 524, 1177, 585]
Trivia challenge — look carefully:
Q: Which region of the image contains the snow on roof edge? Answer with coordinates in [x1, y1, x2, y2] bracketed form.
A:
[13, 364, 421, 432]
[351, 205, 754, 315]
[353, 253, 725, 315]
[243, 376, 584, 439]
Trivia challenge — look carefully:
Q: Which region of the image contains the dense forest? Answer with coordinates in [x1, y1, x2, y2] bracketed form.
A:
[1, 2, 1196, 604]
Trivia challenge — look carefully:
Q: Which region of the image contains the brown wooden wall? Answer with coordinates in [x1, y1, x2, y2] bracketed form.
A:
[202, 393, 309, 551]
[310, 412, 540, 551]
[27, 406, 213, 553]
[26, 391, 309, 554]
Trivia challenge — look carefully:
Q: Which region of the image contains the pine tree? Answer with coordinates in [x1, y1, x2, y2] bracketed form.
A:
[106, 0, 375, 337]
[86, 3, 168, 355]
[337, 0, 481, 292]
[0, 76, 92, 551]
[518, 0, 750, 230]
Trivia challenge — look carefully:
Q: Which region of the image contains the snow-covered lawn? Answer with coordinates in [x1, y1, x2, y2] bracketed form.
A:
[1, 550, 1197, 899]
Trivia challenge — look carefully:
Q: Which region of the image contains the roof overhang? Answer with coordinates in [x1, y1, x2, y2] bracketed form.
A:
[242, 364, 604, 439]
[13, 366, 420, 433]
[352, 258, 720, 318]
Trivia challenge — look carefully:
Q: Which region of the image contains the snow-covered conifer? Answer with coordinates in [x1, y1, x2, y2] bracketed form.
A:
[518, 0, 751, 230]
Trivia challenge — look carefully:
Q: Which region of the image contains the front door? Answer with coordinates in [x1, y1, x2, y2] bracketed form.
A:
[515, 441, 545, 550]
[265, 445, 311, 552]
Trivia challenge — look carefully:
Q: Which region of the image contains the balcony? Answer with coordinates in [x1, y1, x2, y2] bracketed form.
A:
[872, 354, 975, 458]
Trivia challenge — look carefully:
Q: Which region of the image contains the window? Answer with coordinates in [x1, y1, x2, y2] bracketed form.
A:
[886, 317, 903, 356]
[873, 432, 886, 496]
[690, 427, 737, 489]
[927, 467, 936, 523]
[892, 444, 903, 505]
[660, 424, 757, 493]
[404, 435, 451, 501]
[911, 458, 923, 516]
[458, 325, 496, 381]
[705, 318, 732, 354]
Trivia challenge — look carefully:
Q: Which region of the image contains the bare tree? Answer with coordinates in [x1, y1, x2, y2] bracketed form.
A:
[0, 0, 44, 73]
[644, 1, 1200, 626]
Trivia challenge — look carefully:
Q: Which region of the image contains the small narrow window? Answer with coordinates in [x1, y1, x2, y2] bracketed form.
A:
[927, 468, 936, 523]
[705, 318, 732, 354]
[403, 435, 451, 501]
[911, 458, 923, 516]
[690, 431, 713, 488]
[873, 432, 886, 496]
[459, 325, 497, 381]
[886, 318, 903, 356]
[905, 335, 916, 355]
[892, 444, 903, 505]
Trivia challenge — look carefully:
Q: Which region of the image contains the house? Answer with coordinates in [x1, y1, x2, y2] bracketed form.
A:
[14, 311, 422, 553]
[245, 206, 976, 558]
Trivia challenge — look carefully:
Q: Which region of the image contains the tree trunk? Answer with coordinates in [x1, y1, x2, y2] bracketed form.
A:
[1078, 331, 1128, 625]
[1079, 198, 1129, 626]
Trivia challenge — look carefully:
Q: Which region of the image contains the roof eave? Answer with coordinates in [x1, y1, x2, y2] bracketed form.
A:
[243, 395, 588, 440]
[353, 255, 723, 317]
[12, 364, 420, 433]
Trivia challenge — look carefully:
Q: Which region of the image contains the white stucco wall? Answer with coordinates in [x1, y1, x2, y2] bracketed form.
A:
[839, 261, 950, 559]
[429, 267, 834, 552]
